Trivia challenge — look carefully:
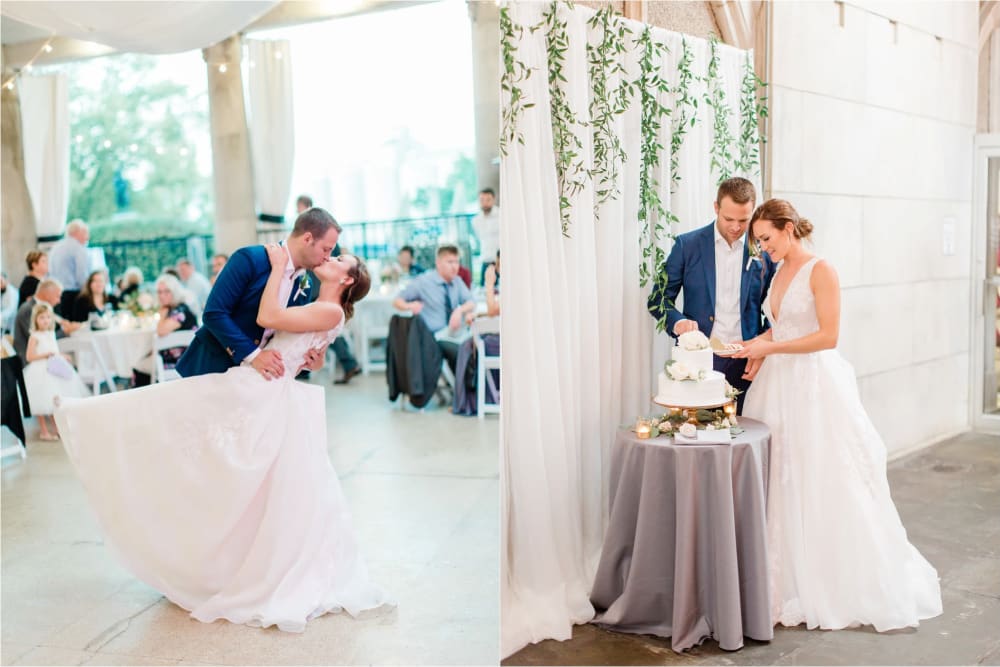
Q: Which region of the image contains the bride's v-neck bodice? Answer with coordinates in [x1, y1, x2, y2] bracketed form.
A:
[763, 257, 821, 342]
[263, 305, 343, 377]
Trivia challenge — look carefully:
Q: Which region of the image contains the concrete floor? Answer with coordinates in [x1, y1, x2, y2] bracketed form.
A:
[1, 366, 499, 666]
[505, 431, 1000, 666]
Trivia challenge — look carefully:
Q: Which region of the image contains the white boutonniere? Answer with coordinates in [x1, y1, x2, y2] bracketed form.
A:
[292, 273, 311, 302]
[745, 238, 762, 271]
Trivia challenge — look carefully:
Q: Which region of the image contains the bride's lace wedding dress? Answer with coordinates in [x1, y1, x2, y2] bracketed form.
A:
[54, 321, 391, 631]
[743, 257, 941, 631]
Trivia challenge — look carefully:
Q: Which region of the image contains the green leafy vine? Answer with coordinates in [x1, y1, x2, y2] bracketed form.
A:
[704, 34, 735, 184]
[586, 5, 633, 216]
[735, 50, 768, 177]
[651, 37, 697, 332]
[636, 26, 671, 288]
[500, 4, 535, 157]
[533, 1, 587, 236]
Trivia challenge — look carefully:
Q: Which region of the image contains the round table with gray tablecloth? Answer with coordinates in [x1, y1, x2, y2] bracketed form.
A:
[590, 418, 773, 652]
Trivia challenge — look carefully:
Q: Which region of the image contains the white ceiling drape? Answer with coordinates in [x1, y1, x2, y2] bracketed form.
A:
[247, 39, 295, 221]
[19, 73, 69, 237]
[0, 1, 277, 53]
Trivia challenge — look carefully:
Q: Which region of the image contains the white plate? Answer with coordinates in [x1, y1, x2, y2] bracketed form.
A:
[713, 346, 743, 357]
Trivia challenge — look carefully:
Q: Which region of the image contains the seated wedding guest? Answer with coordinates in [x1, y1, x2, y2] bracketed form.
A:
[69, 270, 118, 323]
[176, 258, 212, 313]
[484, 251, 500, 317]
[210, 253, 228, 285]
[1, 272, 17, 334]
[393, 244, 475, 374]
[131, 275, 198, 387]
[118, 267, 144, 301]
[23, 302, 90, 440]
[18, 250, 48, 308]
[396, 245, 425, 277]
[14, 279, 80, 364]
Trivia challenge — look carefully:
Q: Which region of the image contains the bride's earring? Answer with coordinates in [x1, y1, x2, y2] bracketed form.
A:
[339, 279, 346, 284]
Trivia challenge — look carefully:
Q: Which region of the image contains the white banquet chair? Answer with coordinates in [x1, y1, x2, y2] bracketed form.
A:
[58, 335, 116, 395]
[152, 329, 196, 383]
[472, 316, 500, 418]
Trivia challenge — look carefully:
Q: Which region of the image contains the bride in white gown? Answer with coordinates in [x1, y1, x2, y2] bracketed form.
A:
[735, 199, 942, 632]
[54, 246, 392, 632]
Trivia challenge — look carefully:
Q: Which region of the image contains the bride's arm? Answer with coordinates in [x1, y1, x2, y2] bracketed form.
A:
[736, 261, 840, 358]
[256, 244, 344, 333]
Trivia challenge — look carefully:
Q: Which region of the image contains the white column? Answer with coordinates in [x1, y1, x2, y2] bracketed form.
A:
[1, 70, 39, 285]
[468, 1, 500, 196]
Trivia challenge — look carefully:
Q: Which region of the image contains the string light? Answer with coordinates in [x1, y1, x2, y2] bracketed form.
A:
[1, 36, 56, 91]
[218, 64, 227, 73]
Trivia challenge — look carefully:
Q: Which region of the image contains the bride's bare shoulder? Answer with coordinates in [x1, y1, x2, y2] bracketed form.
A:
[809, 258, 839, 290]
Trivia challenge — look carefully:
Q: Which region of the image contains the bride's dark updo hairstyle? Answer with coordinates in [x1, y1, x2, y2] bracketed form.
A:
[750, 198, 814, 240]
[340, 257, 371, 322]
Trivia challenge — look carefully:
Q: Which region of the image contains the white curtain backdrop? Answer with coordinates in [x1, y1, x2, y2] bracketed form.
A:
[501, 3, 758, 657]
[247, 39, 295, 221]
[19, 72, 69, 237]
[0, 2, 277, 54]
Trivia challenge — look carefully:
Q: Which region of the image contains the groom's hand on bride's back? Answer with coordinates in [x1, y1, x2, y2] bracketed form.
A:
[250, 349, 285, 380]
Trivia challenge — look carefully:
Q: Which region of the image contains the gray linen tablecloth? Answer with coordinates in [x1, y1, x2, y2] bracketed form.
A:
[590, 418, 773, 652]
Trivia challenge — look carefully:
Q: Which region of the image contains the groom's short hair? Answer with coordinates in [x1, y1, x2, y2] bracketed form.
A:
[292, 207, 342, 239]
[716, 177, 756, 206]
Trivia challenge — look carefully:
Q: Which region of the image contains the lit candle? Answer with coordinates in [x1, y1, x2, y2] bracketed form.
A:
[724, 402, 736, 417]
[635, 421, 651, 440]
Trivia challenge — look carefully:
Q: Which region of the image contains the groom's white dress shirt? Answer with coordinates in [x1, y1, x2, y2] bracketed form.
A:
[243, 241, 303, 365]
[713, 225, 743, 344]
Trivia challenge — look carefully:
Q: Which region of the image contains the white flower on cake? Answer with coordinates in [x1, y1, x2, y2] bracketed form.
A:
[678, 330, 710, 351]
[667, 361, 691, 381]
[679, 423, 697, 438]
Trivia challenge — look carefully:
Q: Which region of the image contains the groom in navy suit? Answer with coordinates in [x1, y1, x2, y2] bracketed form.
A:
[176, 208, 342, 380]
[647, 177, 776, 414]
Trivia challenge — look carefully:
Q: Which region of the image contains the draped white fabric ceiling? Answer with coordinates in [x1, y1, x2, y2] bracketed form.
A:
[0, 1, 278, 53]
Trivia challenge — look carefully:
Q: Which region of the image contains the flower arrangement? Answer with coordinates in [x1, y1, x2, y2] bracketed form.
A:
[677, 330, 710, 351]
[122, 291, 156, 317]
[631, 403, 743, 439]
[380, 264, 401, 284]
[664, 360, 706, 382]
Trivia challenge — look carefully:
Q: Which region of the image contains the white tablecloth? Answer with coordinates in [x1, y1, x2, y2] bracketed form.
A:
[65, 326, 154, 378]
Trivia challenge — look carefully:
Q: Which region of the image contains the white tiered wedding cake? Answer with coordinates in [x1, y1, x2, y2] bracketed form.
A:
[654, 331, 728, 407]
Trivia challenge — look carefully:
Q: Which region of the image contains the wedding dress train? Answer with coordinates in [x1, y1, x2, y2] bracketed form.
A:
[54, 320, 391, 631]
[743, 257, 941, 631]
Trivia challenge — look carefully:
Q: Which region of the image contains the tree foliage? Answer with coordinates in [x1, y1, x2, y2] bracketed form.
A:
[66, 53, 213, 236]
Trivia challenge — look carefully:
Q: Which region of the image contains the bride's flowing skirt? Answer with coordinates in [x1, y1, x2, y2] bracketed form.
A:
[743, 350, 942, 631]
[55, 368, 391, 631]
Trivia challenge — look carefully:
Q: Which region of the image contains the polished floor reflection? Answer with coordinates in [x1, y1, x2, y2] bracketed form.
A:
[2, 368, 499, 666]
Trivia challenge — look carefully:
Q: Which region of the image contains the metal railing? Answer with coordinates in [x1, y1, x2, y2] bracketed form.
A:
[95, 235, 215, 283]
[257, 212, 478, 269]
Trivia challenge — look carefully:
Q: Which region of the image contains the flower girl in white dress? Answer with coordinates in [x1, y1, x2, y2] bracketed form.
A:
[22, 302, 90, 440]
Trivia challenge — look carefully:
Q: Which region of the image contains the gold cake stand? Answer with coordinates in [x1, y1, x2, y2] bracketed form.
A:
[652, 397, 736, 423]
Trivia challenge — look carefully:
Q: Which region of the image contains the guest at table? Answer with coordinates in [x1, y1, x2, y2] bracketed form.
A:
[23, 302, 91, 440]
[210, 253, 228, 285]
[131, 275, 198, 387]
[48, 219, 91, 317]
[396, 245, 425, 278]
[472, 188, 500, 286]
[393, 244, 475, 374]
[14, 279, 80, 364]
[118, 267, 144, 302]
[484, 251, 500, 317]
[18, 250, 48, 308]
[69, 270, 118, 323]
[177, 259, 212, 314]
[1, 273, 17, 334]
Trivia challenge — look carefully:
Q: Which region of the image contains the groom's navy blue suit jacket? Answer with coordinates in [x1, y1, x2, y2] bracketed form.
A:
[176, 245, 311, 377]
[648, 221, 777, 341]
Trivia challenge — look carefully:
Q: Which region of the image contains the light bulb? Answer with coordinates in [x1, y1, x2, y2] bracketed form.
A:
[274, 52, 282, 60]
[43, 44, 53, 53]
[218, 64, 227, 73]
[103, 140, 111, 148]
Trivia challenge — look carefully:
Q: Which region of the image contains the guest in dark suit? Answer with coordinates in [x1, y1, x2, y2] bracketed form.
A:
[647, 177, 777, 414]
[176, 208, 341, 379]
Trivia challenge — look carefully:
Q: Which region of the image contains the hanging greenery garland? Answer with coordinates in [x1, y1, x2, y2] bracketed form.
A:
[636, 26, 671, 288]
[500, 4, 534, 158]
[586, 5, 633, 217]
[736, 51, 768, 177]
[533, 1, 588, 237]
[704, 34, 736, 184]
